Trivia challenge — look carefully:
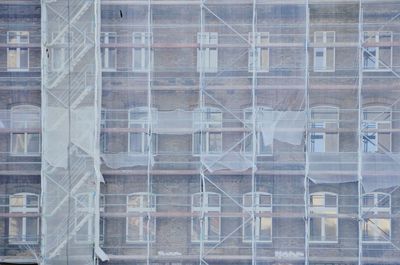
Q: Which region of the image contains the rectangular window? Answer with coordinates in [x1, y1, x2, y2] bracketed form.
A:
[363, 31, 392, 71]
[101, 32, 117, 71]
[362, 107, 391, 153]
[193, 108, 222, 155]
[7, 31, 29, 71]
[191, 192, 221, 242]
[75, 193, 94, 243]
[197, 32, 218, 73]
[126, 193, 156, 243]
[310, 107, 339, 153]
[243, 108, 273, 155]
[309, 193, 338, 243]
[132, 32, 151, 72]
[249, 32, 269, 72]
[313, 31, 335, 72]
[243, 193, 272, 242]
[362, 193, 391, 243]
[51, 32, 70, 72]
[9, 193, 39, 244]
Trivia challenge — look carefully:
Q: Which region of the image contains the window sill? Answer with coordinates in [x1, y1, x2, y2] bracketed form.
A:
[309, 240, 338, 244]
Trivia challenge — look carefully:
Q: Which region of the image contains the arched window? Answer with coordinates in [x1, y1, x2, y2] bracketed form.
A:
[126, 192, 156, 243]
[128, 107, 157, 154]
[362, 106, 391, 153]
[362, 192, 391, 242]
[9, 193, 39, 244]
[193, 107, 222, 155]
[309, 192, 338, 243]
[243, 106, 273, 155]
[242, 192, 272, 242]
[191, 192, 221, 242]
[309, 106, 339, 153]
[11, 105, 40, 156]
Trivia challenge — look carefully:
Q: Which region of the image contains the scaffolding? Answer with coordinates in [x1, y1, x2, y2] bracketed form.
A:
[0, 0, 400, 265]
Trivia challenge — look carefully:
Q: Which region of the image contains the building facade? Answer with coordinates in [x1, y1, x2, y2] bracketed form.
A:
[0, 0, 400, 265]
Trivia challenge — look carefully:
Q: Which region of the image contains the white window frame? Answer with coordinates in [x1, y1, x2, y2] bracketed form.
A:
[313, 31, 335, 72]
[362, 106, 391, 153]
[362, 192, 391, 243]
[126, 192, 156, 243]
[248, 32, 269, 72]
[128, 107, 157, 154]
[197, 32, 218, 73]
[75, 193, 94, 244]
[9, 193, 39, 244]
[362, 31, 393, 72]
[7, 31, 29, 71]
[101, 32, 117, 71]
[132, 32, 152, 72]
[10, 105, 41, 156]
[193, 107, 223, 155]
[309, 106, 339, 153]
[243, 107, 273, 156]
[309, 192, 338, 243]
[191, 192, 221, 243]
[242, 192, 272, 243]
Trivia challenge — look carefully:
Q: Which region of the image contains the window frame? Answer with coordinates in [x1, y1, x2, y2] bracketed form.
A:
[191, 192, 221, 243]
[243, 107, 273, 156]
[10, 105, 41, 157]
[7, 31, 29, 72]
[197, 32, 218, 73]
[313, 31, 335, 72]
[309, 106, 339, 153]
[362, 192, 391, 243]
[362, 106, 391, 153]
[362, 31, 393, 72]
[8, 192, 39, 245]
[126, 192, 156, 243]
[192, 107, 223, 155]
[309, 192, 338, 243]
[132, 32, 152, 72]
[248, 32, 269, 73]
[101, 32, 117, 71]
[242, 192, 272, 243]
[128, 107, 157, 155]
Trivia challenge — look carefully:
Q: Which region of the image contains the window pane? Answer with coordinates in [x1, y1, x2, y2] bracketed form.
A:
[364, 48, 377, 69]
[8, 32, 17, 43]
[27, 195, 39, 208]
[259, 217, 272, 241]
[208, 216, 220, 240]
[20, 48, 29, 69]
[129, 132, 143, 153]
[26, 217, 38, 242]
[127, 217, 140, 241]
[9, 217, 23, 242]
[133, 48, 142, 69]
[12, 133, 26, 154]
[243, 219, 252, 241]
[208, 132, 222, 153]
[26, 133, 40, 153]
[128, 195, 141, 208]
[310, 217, 322, 241]
[192, 216, 201, 241]
[314, 48, 325, 70]
[325, 218, 337, 241]
[10, 195, 24, 208]
[109, 48, 116, 69]
[7, 49, 18, 69]
[325, 194, 337, 207]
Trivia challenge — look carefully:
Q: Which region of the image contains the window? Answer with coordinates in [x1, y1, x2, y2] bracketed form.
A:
[362, 106, 391, 153]
[193, 107, 222, 155]
[313, 31, 335, 72]
[50, 32, 70, 72]
[363, 31, 392, 71]
[249, 32, 269, 72]
[197, 32, 218, 73]
[132, 32, 151, 72]
[100, 110, 107, 153]
[243, 107, 273, 155]
[126, 193, 156, 243]
[75, 193, 94, 243]
[9, 193, 39, 244]
[309, 192, 338, 243]
[101, 32, 117, 71]
[7, 31, 29, 71]
[128, 107, 157, 154]
[11, 105, 41, 156]
[191, 192, 221, 242]
[243, 192, 272, 242]
[309, 106, 339, 153]
[362, 193, 391, 243]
